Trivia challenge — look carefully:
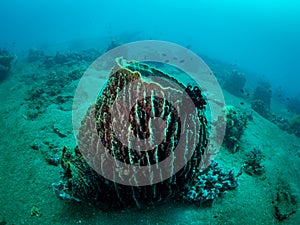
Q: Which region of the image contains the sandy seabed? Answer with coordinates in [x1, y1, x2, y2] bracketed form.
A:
[1, 53, 300, 225]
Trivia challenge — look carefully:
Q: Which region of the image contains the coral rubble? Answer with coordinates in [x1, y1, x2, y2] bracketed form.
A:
[24, 67, 85, 119]
[42, 49, 101, 68]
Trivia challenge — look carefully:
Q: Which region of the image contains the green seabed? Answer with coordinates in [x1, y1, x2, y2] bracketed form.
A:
[0, 47, 300, 225]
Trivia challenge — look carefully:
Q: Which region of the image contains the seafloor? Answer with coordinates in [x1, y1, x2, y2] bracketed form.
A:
[0, 48, 300, 225]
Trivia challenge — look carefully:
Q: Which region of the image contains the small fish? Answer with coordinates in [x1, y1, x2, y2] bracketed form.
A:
[246, 93, 250, 97]
[286, 98, 290, 101]
[240, 89, 244, 94]
[165, 59, 169, 63]
[240, 102, 244, 105]
[179, 59, 185, 63]
[162, 53, 167, 56]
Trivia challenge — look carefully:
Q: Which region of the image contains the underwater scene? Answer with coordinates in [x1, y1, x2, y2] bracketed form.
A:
[1, 0, 300, 224]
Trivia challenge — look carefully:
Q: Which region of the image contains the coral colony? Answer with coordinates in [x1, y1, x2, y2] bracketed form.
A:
[0, 49, 15, 81]
[53, 58, 241, 208]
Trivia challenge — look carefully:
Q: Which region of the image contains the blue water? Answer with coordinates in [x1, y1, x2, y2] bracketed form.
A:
[1, 0, 299, 94]
[1, 2, 300, 224]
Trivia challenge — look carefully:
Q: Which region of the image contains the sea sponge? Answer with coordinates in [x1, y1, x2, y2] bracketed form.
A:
[54, 58, 210, 207]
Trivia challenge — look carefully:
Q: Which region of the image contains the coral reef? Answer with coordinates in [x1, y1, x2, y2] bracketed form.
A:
[269, 114, 300, 138]
[223, 70, 246, 96]
[182, 161, 242, 206]
[253, 81, 272, 109]
[0, 49, 15, 81]
[259, 89, 300, 137]
[42, 49, 101, 68]
[24, 68, 84, 119]
[106, 40, 122, 52]
[289, 115, 300, 137]
[270, 114, 290, 132]
[53, 58, 239, 208]
[53, 58, 208, 207]
[251, 99, 270, 119]
[23, 49, 103, 120]
[287, 95, 300, 114]
[27, 49, 45, 63]
[243, 147, 265, 176]
[220, 105, 248, 152]
[251, 81, 272, 118]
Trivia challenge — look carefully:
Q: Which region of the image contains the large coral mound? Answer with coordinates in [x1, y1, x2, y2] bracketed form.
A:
[54, 58, 211, 207]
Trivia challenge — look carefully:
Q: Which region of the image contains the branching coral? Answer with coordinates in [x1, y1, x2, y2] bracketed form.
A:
[182, 161, 242, 206]
[244, 147, 265, 176]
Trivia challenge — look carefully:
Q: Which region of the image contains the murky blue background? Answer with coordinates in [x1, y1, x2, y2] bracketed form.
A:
[1, 0, 299, 95]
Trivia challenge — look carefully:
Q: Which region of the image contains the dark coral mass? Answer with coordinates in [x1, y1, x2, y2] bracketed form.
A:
[54, 58, 209, 208]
